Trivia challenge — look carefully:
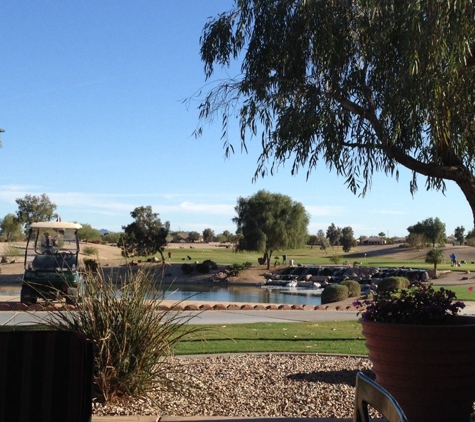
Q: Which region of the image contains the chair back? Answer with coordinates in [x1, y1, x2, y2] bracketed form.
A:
[354, 371, 408, 422]
[0, 329, 94, 422]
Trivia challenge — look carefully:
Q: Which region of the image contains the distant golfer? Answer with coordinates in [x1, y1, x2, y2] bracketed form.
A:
[450, 253, 457, 267]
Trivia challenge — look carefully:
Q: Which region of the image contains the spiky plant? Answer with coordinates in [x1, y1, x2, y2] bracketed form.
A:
[43, 265, 203, 404]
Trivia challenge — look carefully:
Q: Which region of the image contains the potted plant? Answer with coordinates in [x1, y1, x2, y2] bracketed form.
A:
[354, 283, 475, 422]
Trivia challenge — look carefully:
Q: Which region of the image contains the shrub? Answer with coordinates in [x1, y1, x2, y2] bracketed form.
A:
[83, 258, 99, 272]
[3, 243, 22, 257]
[202, 259, 218, 270]
[377, 276, 410, 293]
[195, 263, 210, 273]
[42, 266, 202, 403]
[229, 263, 246, 276]
[329, 254, 342, 264]
[340, 280, 361, 297]
[82, 246, 99, 257]
[321, 284, 349, 304]
[181, 263, 194, 274]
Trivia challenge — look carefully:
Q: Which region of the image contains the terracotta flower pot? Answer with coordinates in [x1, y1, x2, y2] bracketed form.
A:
[360, 316, 475, 422]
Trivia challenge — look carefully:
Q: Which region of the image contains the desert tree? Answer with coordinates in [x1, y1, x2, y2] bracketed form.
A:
[326, 223, 341, 247]
[188, 231, 201, 243]
[340, 226, 357, 253]
[317, 229, 330, 253]
[233, 190, 309, 270]
[454, 226, 465, 245]
[120, 206, 170, 258]
[196, 1, 475, 228]
[0, 213, 22, 241]
[15, 193, 57, 226]
[407, 217, 446, 247]
[78, 223, 102, 243]
[202, 228, 215, 243]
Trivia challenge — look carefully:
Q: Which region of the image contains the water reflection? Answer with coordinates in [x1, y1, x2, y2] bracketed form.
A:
[0, 283, 322, 306]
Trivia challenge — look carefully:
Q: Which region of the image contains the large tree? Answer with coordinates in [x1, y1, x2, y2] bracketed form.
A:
[0, 213, 22, 241]
[120, 206, 170, 258]
[233, 190, 309, 269]
[203, 228, 215, 243]
[326, 223, 341, 247]
[197, 1, 475, 227]
[15, 194, 57, 226]
[340, 226, 357, 253]
[407, 217, 446, 247]
[78, 224, 102, 243]
[454, 226, 465, 245]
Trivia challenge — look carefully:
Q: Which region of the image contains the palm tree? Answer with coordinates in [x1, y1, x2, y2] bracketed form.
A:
[425, 248, 445, 279]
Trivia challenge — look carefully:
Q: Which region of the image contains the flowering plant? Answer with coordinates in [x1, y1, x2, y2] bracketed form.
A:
[353, 283, 466, 325]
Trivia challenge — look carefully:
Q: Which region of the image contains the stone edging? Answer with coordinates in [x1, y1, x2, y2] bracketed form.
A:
[0, 301, 358, 312]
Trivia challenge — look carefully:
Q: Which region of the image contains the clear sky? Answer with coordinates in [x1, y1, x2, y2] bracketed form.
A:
[0, 1, 471, 238]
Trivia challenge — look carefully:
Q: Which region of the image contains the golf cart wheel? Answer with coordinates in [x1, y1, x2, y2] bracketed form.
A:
[65, 287, 78, 306]
[20, 286, 37, 305]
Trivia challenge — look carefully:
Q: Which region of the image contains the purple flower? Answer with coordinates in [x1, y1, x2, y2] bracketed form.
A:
[359, 284, 465, 325]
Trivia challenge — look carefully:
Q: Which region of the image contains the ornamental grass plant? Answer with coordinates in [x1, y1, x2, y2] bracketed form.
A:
[43, 265, 203, 404]
[354, 283, 466, 325]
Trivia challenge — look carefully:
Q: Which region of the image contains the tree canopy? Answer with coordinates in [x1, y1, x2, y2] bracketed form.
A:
[15, 194, 57, 226]
[120, 206, 170, 258]
[233, 190, 309, 269]
[340, 226, 357, 252]
[0, 213, 22, 242]
[197, 0, 475, 227]
[203, 228, 215, 243]
[78, 224, 103, 242]
[407, 217, 446, 247]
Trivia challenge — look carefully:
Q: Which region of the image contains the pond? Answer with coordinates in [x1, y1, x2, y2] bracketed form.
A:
[0, 283, 323, 306]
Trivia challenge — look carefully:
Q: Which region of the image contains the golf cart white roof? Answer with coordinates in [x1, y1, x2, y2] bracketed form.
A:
[29, 222, 82, 230]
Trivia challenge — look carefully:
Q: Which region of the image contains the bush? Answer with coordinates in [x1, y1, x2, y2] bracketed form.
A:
[329, 254, 342, 264]
[181, 263, 194, 274]
[42, 267, 202, 403]
[195, 263, 210, 273]
[377, 276, 410, 293]
[321, 284, 349, 304]
[202, 259, 218, 270]
[229, 263, 246, 276]
[339, 280, 361, 297]
[82, 246, 99, 257]
[3, 243, 22, 257]
[83, 258, 99, 272]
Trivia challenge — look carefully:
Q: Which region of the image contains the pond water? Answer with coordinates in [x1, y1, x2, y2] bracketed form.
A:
[0, 283, 323, 306]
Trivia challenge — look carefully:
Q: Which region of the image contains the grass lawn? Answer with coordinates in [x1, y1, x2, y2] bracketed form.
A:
[164, 244, 475, 274]
[173, 320, 368, 355]
[164, 244, 475, 357]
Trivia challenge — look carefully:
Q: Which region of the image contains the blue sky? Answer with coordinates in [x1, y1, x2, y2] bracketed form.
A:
[0, 1, 471, 238]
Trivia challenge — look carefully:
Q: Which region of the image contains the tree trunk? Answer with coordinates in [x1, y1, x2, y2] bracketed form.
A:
[266, 250, 273, 270]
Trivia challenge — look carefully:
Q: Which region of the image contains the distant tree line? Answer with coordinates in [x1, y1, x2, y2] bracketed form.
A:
[1, 193, 473, 260]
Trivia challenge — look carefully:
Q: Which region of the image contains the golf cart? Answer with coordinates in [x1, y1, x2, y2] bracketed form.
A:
[21, 222, 83, 305]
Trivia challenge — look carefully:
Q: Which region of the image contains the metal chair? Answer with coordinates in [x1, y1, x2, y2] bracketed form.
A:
[0, 329, 94, 422]
[354, 371, 409, 422]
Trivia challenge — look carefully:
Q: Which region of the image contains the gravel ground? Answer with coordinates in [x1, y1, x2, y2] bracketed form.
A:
[92, 354, 372, 419]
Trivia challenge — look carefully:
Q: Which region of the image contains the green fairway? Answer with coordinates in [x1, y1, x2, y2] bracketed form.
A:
[173, 320, 368, 355]
[165, 244, 475, 274]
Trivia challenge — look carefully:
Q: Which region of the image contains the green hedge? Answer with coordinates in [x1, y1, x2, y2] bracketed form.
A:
[377, 276, 410, 292]
[321, 284, 349, 304]
[339, 280, 361, 297]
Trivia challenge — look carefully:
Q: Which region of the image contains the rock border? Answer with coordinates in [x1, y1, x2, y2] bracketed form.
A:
[0, 301, 358, 312]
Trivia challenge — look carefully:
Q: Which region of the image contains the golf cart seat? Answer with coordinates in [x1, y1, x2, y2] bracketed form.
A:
[0, 329, 94, 422]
